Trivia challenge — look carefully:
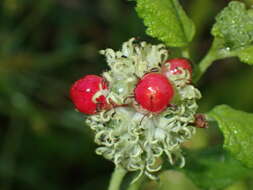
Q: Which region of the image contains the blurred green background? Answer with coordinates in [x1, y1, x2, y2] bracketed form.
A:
[0, 0, 253, 190]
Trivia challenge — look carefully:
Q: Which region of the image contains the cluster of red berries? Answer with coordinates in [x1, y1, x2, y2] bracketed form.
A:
[70, 58, 192, 115]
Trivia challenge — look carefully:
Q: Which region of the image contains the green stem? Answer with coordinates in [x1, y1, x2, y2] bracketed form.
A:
[193, 48, 218, 83]
[108, 166, 127, 190]
[193, 38, 228, 83]
[193, 37, 242, 83]
[127, 175, 146, 190]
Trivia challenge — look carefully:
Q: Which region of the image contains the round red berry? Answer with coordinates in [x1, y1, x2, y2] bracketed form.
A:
[162, 58, 192, 76]
[70, 75, 108, 115]
[134, 73, 174, 113]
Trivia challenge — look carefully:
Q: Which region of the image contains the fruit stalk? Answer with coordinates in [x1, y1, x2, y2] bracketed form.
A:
[108, 166, 127, 190]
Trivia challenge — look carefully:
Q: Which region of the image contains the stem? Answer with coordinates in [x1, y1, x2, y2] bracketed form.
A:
[193, 48, 218, 83]
[108, 166, 127, 190]
[127, 175, 146, 190]
[193, 38, 224, 83]
[193, 37, 243, 83]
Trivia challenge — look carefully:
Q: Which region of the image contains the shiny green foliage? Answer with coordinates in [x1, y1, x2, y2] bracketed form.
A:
[209, 105, 253, 168]
[135, 0, 195, 47]
[212, 1, 253, 49]
[182, 147, 251, 190]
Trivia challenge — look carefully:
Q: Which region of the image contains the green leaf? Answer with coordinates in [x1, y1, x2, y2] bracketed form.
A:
[237, 45, 253, 65]
[211, 1, 253, 49]
[135, 0, 195, 47]
[182, 147, 251, 190]
[209, 105, 253, 168]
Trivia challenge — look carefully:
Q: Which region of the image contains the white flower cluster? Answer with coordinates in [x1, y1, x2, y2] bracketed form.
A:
[86, 38, 201, 179]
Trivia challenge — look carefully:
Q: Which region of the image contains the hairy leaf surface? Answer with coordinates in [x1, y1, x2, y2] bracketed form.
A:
[209, 105, 253, 168]
[136, 0, 195, 47]
[212, 2, 253, 49]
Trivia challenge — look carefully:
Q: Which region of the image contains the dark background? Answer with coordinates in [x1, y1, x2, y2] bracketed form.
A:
[0, 0, 253, 190]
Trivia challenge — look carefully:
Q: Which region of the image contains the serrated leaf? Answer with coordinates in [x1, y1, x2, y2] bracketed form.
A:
[211, 1, 253, 49]
[209, 105, 253, 168]
[182, 147, 251, 190]
[135, 0, 195, 47]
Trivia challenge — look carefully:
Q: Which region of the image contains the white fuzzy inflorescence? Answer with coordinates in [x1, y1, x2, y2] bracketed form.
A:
[86, 38, 201, 179]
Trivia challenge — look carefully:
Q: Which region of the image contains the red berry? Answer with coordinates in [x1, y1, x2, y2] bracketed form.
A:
[162, 58, 192, 76]
[134, 73, 174, 113]
[70, 75, 108, 115]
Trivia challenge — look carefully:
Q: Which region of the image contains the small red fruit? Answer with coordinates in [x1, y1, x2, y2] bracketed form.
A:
[70, 75, 108, 115]
[134, 73, 174, 113]
[162, 58, 192, 76]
